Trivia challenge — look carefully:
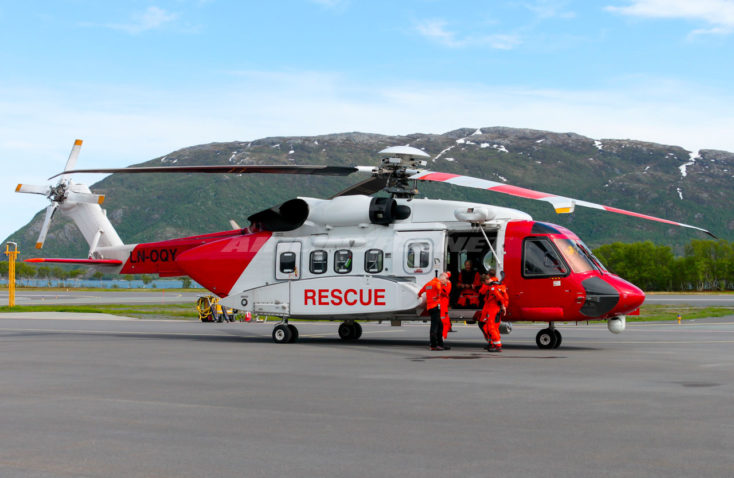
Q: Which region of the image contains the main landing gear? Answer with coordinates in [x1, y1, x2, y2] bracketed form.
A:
[272, 322, 299, 344]
[536, 325, 562, 349]
[338, 321, 362, 341]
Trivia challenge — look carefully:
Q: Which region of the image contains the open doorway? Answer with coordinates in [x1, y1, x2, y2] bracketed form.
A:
[445, 230, 498, 309]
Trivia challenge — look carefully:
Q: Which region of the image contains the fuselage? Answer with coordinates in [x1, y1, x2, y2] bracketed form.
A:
[94, 195, 644, 323]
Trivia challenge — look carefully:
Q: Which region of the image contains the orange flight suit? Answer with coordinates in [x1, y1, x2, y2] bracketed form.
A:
[440, 280, 452, 340]
[419, 277, 444, 348]
[479, 279, 508, 349]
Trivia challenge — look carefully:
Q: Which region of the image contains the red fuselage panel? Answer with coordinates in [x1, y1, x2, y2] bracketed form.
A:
[175, 232, 272, 296]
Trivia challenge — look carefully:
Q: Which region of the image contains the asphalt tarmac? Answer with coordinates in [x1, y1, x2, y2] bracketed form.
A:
[0, 316, 733, 478]
[3, 289, 733, 306]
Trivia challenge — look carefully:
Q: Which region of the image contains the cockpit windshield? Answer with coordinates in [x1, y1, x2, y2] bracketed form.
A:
[577, 241, 608, 273]
[552, 238, 597, 273]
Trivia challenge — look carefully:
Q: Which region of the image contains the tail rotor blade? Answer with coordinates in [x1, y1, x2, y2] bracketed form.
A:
[16, 184, 52, 196]
[66, 191, 105, 205]
[61, 139, 83, 178]
[36, 203, 59, 249]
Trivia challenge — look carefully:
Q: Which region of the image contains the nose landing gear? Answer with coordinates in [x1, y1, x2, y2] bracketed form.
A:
[536, 325, 562, 349]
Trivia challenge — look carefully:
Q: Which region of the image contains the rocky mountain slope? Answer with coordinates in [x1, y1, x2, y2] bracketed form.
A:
[6, 127, 733, 258]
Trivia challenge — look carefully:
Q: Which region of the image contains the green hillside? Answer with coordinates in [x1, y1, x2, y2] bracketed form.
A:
[6, 127, 732, 258]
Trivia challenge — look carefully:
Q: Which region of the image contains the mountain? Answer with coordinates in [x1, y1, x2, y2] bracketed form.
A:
[6, 127, 733, 259]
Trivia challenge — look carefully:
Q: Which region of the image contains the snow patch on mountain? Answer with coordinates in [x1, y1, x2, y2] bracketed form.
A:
[679, 150, 700, 178]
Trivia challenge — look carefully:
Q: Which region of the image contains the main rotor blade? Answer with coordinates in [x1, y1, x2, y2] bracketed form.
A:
[411, 170, 716, 238]
[49, 164, 359, 180]
[330, 175, 388, 198]
[36, 203, 58, 249]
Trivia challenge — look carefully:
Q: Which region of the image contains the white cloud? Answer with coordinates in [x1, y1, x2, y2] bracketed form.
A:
[106, 6, 178, 34]
[414, 18, 521, 49]
[606, 0, 734, 35]
[523, 0, 576, 19]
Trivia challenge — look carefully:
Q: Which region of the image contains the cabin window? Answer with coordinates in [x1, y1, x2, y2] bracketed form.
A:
[406, 241, 431, 272]
[334, 249, 353, 274]
[522, 238, 568, 278]
[309, 250, 328, 274]
[279, 251, 297, 274]
[364, 249, 383, 273]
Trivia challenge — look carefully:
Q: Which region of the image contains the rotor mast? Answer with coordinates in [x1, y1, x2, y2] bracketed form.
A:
[377, 146, 429, 198]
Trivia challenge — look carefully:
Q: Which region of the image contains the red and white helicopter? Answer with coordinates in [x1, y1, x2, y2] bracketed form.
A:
[16, 140, 714, 348]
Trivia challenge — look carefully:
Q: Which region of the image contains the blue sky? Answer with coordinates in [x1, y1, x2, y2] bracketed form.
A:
[2, 0, 734, 243]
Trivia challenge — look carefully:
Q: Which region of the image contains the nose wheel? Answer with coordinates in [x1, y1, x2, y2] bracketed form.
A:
[536, 327, 562, 349]
[338, 321, 362, 341]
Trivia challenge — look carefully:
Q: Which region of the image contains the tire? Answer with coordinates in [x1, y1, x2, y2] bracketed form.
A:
[536, 328, 557, 349]
[338, 322, 355, 341]
[272, 324, 293, 344]
[287, 324, 299, 343]
[353, 322, 362, 340]
[552, 329, 562, 348]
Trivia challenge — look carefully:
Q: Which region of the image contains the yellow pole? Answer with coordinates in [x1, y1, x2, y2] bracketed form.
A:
[5, 242, 19, 307]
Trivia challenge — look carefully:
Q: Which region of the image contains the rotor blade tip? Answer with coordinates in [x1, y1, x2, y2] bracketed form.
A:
[555, 207, 573, 214]
[15, 184, 21, 192]
[74, 139, 83, 146]
[97, 195, 105, 205]
[35, 242, 43, 249]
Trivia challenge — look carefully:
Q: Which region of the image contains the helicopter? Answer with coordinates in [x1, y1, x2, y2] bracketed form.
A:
[16, 140, 714, 348]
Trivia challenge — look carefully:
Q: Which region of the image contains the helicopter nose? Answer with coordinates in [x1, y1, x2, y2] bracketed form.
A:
[610, 279, 646, 315]
[579, 276, 645, 318]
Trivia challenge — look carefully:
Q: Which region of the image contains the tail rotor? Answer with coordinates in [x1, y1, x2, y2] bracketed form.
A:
[15, 139, 106, 249]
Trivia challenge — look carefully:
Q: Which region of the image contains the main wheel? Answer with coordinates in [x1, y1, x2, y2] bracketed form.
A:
[287, 324, 299, 343]
[536, 328, 557, 349]
[552, 329, 562, 348]
[338, 322, 356, 341]
[353, 322, 362, 340]
[272, 324, 293, 344]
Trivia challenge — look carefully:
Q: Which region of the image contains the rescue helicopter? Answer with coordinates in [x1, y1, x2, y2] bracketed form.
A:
[16, 139, 715, 348]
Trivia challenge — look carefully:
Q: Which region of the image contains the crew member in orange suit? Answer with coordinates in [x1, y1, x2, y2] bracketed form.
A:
[419, 273, 450, 351]
[478, 271, 508, 352]
[440, 272, 452, 340]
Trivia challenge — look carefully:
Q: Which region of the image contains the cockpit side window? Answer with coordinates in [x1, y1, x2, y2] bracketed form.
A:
[522, 237, 569, 278]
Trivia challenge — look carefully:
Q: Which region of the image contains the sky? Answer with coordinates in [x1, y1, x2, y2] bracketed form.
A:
[2, 0, 734, 244]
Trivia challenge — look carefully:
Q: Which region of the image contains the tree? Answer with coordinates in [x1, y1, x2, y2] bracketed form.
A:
[92, 270, 104, 287]
[15, 263, 37, 279]
[181, 277, 192, 289]
[594, 241, 674, 291]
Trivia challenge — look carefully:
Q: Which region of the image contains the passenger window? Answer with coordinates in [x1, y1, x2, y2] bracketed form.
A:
[364, 249, 383, 273]
[523, 238, 568, 277]
[334, 250, 353, 274]
[310, 250, 328, 274]
[406, 241, 431, 272]
[279, 251, 297, 274]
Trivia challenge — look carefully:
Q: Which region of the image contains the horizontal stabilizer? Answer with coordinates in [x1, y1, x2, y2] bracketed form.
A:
[25, 258, 123, 266]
